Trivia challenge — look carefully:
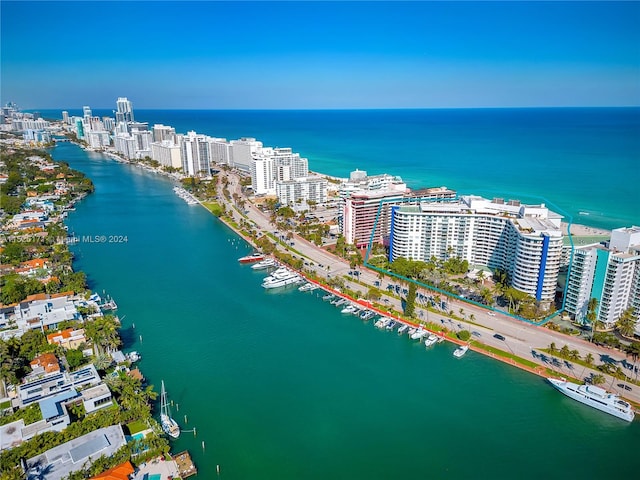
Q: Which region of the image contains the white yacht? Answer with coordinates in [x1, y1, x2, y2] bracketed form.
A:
[341, 304, 357, 314]
[262, 268, 302, 289]
[547, 378, 635, 422]
[252, 258, 276, 270]
[410, 328, 427, 340]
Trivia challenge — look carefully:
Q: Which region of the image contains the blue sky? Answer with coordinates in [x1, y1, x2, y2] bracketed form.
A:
[1, 1, 639, 109]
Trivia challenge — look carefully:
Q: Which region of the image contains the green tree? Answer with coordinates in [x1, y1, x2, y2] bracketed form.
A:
[615, 307, 636, 338]
[585, 353, 594, 366]
[65, 348, 88, 370]
[591, 374, 606, 386]
[405, 282, 417, 317]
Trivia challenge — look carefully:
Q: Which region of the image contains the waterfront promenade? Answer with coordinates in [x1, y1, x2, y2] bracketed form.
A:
[216, 170, 640, 407]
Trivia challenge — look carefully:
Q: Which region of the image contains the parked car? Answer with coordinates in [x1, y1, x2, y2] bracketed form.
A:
[493, 333, 506, 341]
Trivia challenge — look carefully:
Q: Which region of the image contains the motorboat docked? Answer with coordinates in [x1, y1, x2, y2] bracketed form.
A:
[160, 380, 180, 439]
[546, 377, 635, 422]
[386, 320, 397, 331]
[411, 328, 427, 340]
[126, 351, 141, 362]
[298, 282, 314, 292]
[322, 293, 335, 301]
[238, 252, 265, 264]
[173, 186, 199, 205]
[453, 345, 469, 358]
[341, 304, 357, 314]
[397, 324, 408, 335]
[251, 258, 276, 270]
[360, 310, 375, 321]
[424, 334, 438, 347]
[375, 317, 391, 329]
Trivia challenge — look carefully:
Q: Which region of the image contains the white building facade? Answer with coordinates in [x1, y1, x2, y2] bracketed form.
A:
[388, 196, 564, 304]
[566, 226, 640, 329]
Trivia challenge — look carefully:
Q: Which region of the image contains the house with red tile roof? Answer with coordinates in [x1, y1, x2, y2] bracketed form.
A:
[30, 353, 60, 374]
[47, 328, 87, 350]
[90, 460, 134, 480]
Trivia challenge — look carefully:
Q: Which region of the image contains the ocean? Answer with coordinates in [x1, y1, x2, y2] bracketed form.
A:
[51, 135, 640, 479]
[42, 107, 640, 231]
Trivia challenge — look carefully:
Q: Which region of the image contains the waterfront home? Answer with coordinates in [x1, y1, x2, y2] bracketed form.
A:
[47, 327, 88, 351]
[90, 461, 134, 480]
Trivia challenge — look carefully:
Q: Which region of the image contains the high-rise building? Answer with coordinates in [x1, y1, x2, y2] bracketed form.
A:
[115, 97, 134, 123]
[276, 176, 328, 209]
[566, 226, 640, 329]
[178, 131, 212, 176]
[230, 138, 263, 172]
[62, 111, 69, 124]
[152, 124, 176, 143]
[151, 140, 182, 169]
[388, 196, 564, 304]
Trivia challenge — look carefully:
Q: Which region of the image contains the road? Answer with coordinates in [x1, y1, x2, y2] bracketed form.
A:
[217, 172, 640, 405]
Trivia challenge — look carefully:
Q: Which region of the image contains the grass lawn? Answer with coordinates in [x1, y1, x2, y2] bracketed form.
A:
[126, 419, 148, 435]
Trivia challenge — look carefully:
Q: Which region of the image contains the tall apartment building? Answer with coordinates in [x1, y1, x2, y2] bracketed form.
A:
[388, 196, 564, 304]
[276, 176, 328, 209]
[230, 138, 263, 172]
[115, 97, 134, 123]
[152, 124, 176, 143]
[179, 131, 212, 176]
[341, 185, 456, 247]
[565, 226, 640, 329]
[210, 138, 233, 165]
[151, 140, 182, 169]
[250, 146, 309, 195]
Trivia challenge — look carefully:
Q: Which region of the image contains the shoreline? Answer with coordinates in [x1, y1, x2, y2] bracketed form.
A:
[205, 168, 640, 408]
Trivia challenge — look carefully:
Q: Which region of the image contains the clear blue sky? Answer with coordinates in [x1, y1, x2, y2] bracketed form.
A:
[2, 1, 639, 109]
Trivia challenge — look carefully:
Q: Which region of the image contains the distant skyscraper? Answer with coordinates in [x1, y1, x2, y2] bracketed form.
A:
[115, 97, 134, 123]
[62, 111, 69, 124]
[83, 106, 92, 120]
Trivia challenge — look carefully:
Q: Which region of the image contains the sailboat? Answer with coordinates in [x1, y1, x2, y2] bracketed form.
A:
[160, 380, 180, 439]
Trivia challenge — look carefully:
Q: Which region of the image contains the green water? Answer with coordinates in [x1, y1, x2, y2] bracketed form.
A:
[54, 143, 638, 479]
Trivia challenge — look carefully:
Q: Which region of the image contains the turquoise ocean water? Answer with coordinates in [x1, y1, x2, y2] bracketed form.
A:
[51, 133, 640, 479]
[45, 108, 640, 231]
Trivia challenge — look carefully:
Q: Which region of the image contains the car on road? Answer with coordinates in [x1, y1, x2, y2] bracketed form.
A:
[493, 333, 506, 341]
[487, 312, 496, 316]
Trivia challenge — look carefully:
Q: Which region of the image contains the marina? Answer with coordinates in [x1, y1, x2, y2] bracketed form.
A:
[173, 186, 199, 205]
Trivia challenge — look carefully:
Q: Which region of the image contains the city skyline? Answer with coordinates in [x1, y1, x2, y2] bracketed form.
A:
[1, 1, 639, 110]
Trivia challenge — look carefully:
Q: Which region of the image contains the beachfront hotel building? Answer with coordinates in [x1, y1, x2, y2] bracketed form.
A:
[565, 226, 640, 330]
[151, 140, 182, 169]
[388, 196, 564, 303]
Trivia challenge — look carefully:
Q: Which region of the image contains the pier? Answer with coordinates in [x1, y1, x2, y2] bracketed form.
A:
[173, 450, 197, 478]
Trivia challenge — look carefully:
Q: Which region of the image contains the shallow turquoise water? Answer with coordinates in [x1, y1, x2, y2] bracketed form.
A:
[53, 142, 640, 479]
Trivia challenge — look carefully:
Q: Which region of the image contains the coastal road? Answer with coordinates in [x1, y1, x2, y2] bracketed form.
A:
[218, 171, 640, 405]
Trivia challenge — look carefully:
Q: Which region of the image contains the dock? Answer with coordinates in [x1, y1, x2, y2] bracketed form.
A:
[173, 450, 197, 478]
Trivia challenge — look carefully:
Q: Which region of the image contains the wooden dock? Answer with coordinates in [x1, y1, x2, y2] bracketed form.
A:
[172, 450, 197, 478]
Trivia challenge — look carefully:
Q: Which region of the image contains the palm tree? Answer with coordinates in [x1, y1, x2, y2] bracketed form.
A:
[549, 342, 558, 354]
[476, 269, 485, 285]
[560, 345, 570, 359]
[591, 374, 606, 386]
[615, 307, 637, 338]
[585, 353, 594, 366]
[586, 297, 599, 341]
[568, 349, 581, 361]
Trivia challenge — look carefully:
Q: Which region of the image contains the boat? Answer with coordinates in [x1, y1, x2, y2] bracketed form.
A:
[262, 269, 302, 289]
[251, 258, 276, 270]
[298, 282, 313, 292]
[360, 310, 375, 321]
[375, 317, 390, 329]
[546, 378, 635, 422]
[341, 304, 357, 314]
[385, 320, 397, 331]
[307, 284, 319, 292]
[322, 293, 335, 301]
[160, 380, 180, 439]
[397, 324, 408, 335]
[436, 335, 445, 344]
[411, 328, 427, 340]
[126, 351, 141, 362]
[238, 252, 265, 264]
[453, 345, 469, 358]
[424, 334, 438, 347]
